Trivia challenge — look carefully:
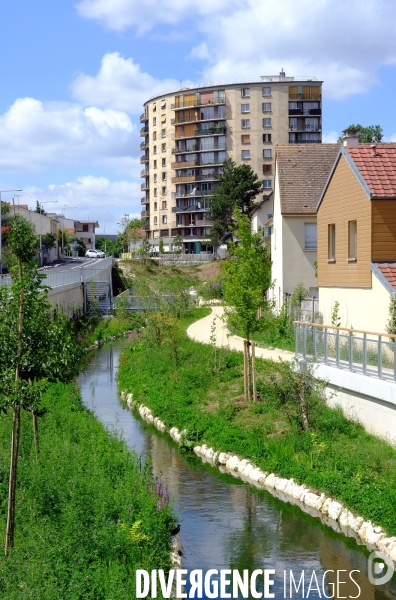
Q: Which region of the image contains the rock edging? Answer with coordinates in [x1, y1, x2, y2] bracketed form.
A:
[120, 391, 396, 566]
[84, 330, 136, 352]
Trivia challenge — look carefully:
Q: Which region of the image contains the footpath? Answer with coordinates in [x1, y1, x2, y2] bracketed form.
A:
[187, 305, 293, 362]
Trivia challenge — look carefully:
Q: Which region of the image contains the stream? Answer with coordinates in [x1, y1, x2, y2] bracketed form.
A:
[78, 341, 396, 599]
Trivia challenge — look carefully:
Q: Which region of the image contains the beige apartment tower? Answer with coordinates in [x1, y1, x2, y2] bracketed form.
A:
[140, 72, 322, 253]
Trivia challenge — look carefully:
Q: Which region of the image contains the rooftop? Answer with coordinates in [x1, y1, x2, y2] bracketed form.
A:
[346, 145, 396, 199]
[373, 262, 396, 291]
[276, 144, 340, 214]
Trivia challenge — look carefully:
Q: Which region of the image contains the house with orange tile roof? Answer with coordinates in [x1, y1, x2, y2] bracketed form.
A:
[317, 142, 396, 332]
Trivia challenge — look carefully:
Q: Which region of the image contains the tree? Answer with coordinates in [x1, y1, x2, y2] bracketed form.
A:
[41, 232, 56, 249]
[57, 228, 70, 254]
[0, 215, 83, 554]
[118, 215, 145, 253]
[386, 293, 396, 336]
[159, 239, 165, 254]
[34, 200, 45, 215]
[208, 159, 263, 245]
[173, 234, 183, 255]
[337, 124, 383, 144]
[96, 236, 122, 257]
[221, 211, 272, 400]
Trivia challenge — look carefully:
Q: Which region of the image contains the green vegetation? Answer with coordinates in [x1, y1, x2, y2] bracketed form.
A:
[0, 382, 175, 598]
[337, 124, 383, 144]
[118, 259, 201, 292]
[387, 293, 396, 336]
[96, 236, 122, 257]
[118, 308, 396, 536]
[82, 313, 143, 347]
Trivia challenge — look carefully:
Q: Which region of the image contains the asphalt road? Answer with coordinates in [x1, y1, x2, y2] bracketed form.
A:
[38, 257, 107, 272]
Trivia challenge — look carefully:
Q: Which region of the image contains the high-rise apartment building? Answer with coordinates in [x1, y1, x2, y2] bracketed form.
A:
[140, 72, 322, 253]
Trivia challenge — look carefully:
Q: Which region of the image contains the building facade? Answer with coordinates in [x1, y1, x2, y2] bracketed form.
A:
[140, 72, 323, 253]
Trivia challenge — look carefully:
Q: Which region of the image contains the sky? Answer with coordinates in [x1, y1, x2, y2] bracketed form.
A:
[1, 0, 396, 234]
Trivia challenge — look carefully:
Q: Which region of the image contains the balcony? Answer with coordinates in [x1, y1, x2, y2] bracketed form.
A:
[142, 223, 150, 231]
[140, 140, 149, 150]
[141, 183, 149, 191]
[171, 173, 221, 184]
[171, 96, 226, 110]
[140, 154, 149, 164]
[289, 93, 322, 101]
[194, 126, 226, 136]
[140, 112, 149, 123]
[141, 169, 149, 178]
[171, 160, 197, 169]
[196, 218, 213, 227]
[172, 205, 210, 213]
[141, 197, 148, 204]
[141, 210, 150, 218]
[172, 189, 214, 199]
[289, 127, 321, 132]
[140, 126, 149, 136]
[289, 108, 322, 116]
[289, 139, 322, 144]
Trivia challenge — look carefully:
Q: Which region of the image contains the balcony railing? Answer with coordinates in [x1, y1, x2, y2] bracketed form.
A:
[141, 197, 148, 204]
[140, 169, 149, 177]
[172, 205, 210, 213]
[295, 322, 396, 383]
[140, 140, 149, 150]
[172, 189, 214, 199]
[171, 173, 221, 184]
[289, 93, 322, 101]
[171, 96, 226, 110]
[140, 113, 149, 123]
[289, 139, 322, 144]
[196, 218, 213, 227]
[140, 155, 149, 164]
[172, 144, 226, 154]
[141, 210, 150, 217]
[140, 126, 149, 136]
[171, 160, 197, 169]
[141, 183, 149, 191]
[289, 109, 322, 116]
[142, 223, 150, 231]
[195, 126, 226, 136]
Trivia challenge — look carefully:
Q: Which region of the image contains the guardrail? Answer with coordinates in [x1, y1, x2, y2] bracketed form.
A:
[294, 321, 396, 382]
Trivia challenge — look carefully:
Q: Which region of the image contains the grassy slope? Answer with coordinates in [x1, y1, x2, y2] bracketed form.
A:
[118, 308, 396, 536]
[0, 383, 175, 599]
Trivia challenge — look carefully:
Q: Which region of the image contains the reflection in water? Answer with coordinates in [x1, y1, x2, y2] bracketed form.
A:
[78, 343, 396, 599]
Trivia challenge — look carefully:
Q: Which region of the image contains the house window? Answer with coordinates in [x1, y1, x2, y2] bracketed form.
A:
[263, 134, 272, 142]
[153, 131, 157, 140]
[162, 143, 166, 152]
[263, 118, 271, 128]
[153, 160, 157, 168]
[348, 220, 357, 260]
[154, 201, 158, 209]
[328, 224, 336, 261]
[241, 88, 250, 97]
[162, 173, 167, 181]
[263, 149, 271, 158]
[153, 117, 157, 126]
[154, 190, 157, 199]
[262, 103, 272, 112]
[305, 223, 317, 250]
[241, 104, 250, 113]
[162, 201, 167, 209]
[241, 134, 250, 144]
[241, 119, 250, 129]
[154, 174, 157, 183]
[162, 186, 167, 195]
[162, 215, 167, 224]
[161, 128, 166, 138]
[161, 102, 166, 109]
[263, 180, 272, 188]
[161, 114, 166, 123]
[263, 164, 272, 173]
[154, 216, 158, 225]
[162, 158, 166, 167]
[153, 145, 157, 154]
[152, 103, 157, 112]
[82, 224, 89, 232]
[242, 150, 250, 159]
[262, 87, 271, 96]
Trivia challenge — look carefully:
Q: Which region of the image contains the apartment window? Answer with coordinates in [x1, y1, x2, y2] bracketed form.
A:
[241, 104, 250, 113]
[241, 88, 250, 97]
[153, 159, 157, 168]
[263, 118, 271, 128]
[241, 119, 250, 129]
[218, 105, 226, 118]
[262, 103, 272, 112]
[241, 134, 250, 144]
[154, 191, 157, 199]
[153, 174, 157, 183]
[161, 128, 166, 138]
[162, 143, 166, 152]
[153, 131, 157, 140]
[154, 216, 158, 225]
[162, 172, 167, 181]
[161, 114, 166, 123]
[305, 223, 317, 250]
[242, 150, 250, 159]
[152, 103, 157, 112]
[162, 157, 166, 167]
[162, 201, 167, 209]
[154, 201, 158, 209]
[262, 87, 271, 96]
[162, 215, 167, 224]
[263, 164, 272, 173]
[161, 102, 166, 109]
[153, 145, 157, 154]
[162, 186, 167, 195]
[328, 224, 336, 261]
[263, 180, 272, 189]
[263, 134, 272, 142]
[263, 149, 271, 158]
[153, 117, 157, 126]
[348, 220, 357, 260]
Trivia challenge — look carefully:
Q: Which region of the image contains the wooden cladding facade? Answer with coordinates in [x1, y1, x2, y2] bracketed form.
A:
[372, 200, 396, 261]
[317, 154, 372, 288]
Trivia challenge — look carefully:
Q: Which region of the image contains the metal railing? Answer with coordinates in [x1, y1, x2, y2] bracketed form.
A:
[294, 322, 396, 382]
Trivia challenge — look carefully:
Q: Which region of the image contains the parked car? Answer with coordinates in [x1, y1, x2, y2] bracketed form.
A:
[96, 250, 106, 258]
[85, 249, 100, 258]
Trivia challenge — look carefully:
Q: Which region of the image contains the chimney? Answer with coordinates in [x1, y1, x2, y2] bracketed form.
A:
[371, 144, 377, 157]
[342, 129, 359, 147]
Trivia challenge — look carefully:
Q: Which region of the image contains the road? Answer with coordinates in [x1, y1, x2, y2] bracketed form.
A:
[38, 257, 107, 272]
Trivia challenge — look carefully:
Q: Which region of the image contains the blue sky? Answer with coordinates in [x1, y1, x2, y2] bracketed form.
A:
[1, 0, 396, 233]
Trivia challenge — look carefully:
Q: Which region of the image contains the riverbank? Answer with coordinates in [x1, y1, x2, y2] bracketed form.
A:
[117, 308, 396, 554]
[0, 381, 176, 598]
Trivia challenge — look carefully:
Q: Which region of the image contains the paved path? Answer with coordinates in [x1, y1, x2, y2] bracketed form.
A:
[187, 305, 294, 361]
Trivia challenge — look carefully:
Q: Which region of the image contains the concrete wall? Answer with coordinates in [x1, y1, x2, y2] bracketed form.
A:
[319, 267, 391, 331]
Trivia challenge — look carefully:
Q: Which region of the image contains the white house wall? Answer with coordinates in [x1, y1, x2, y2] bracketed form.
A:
[282, 216, 317, 298]
[270, 167, 283, 310]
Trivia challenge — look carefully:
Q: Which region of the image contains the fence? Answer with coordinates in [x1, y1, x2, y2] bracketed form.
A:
[160, 253, 214, 266]
[294, 321, 396, 382]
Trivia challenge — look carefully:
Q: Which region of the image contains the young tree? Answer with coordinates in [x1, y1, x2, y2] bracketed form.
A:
[159, 239, 165, 254]
[34, 200, 45, 214]
[337, 124, 383, 144]
[0, 215, 83, 554]
[221, 211, 272, 399]
[208, 159, 263, 245]
[173, 234, 183, 255]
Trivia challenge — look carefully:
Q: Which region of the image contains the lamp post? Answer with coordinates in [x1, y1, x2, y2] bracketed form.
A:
[0, 188, 23, 279]
[38, 200, 57, 267]
[60, 205, 76, 259]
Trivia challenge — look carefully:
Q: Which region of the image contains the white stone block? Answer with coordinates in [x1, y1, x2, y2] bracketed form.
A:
[327, 501, 343, 521]
[193, 446, 202, 455]
[274, 478, 289, 492]
[226, 455, 240, 471]
[264, 473, 276, 488]
[242, 464, 254, 478]
[304, 492, 321, 509]
[237, 459, 249, 472]
[218, 452, 229, 465]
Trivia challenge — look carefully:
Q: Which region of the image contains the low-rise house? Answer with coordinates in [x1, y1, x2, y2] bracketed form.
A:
[317, 141, 396, 332]
[74, 220, 99, 250]
[250, 193, 274, 239]
[269, 144, 339, 310]
[12, 205, 59, 264]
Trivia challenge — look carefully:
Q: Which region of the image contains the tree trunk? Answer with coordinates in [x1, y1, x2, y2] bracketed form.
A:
[5, 406, 21, 555]
[299, 389, 309, 431]
[243, 341, 248, 401]
[252, 342, 257, 401]
[246, 340, 252, 401]
[32, 412, 39, 458]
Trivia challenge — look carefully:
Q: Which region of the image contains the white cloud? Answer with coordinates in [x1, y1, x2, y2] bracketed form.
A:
[0, 97, 137, 174]
[77, 0, 396, 100]
[22, 175, 141, 233]
[71, 52, 187, 112]
[322, 131, 339, 143]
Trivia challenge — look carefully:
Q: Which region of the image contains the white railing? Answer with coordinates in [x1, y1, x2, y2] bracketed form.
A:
[294, 322, 396, 382]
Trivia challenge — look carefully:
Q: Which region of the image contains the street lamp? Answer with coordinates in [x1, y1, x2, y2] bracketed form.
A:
[61, 206, 76, 259]
[38, 200, 58, 267]
[0, 189, 23, 279]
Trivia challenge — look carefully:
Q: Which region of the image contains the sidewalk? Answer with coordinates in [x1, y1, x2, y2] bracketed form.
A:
[187, 305, 294, 362]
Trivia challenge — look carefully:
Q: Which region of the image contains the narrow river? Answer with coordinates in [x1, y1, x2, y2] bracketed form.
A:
[78, 342, 396, 599]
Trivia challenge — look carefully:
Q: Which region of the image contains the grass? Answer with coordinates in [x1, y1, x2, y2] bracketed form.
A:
[83, 313, 144, 347]
[0, 383, 175, 599]
[118, 308, 396, 537]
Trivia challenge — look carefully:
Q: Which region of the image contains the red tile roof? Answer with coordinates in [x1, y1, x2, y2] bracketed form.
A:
[374, 262, 396, 290]
[346, 145, 396, 198]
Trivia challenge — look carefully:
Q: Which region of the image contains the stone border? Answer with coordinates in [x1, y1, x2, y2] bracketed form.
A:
[120, 391, 396, 566]
[84, 329, 137, 352]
